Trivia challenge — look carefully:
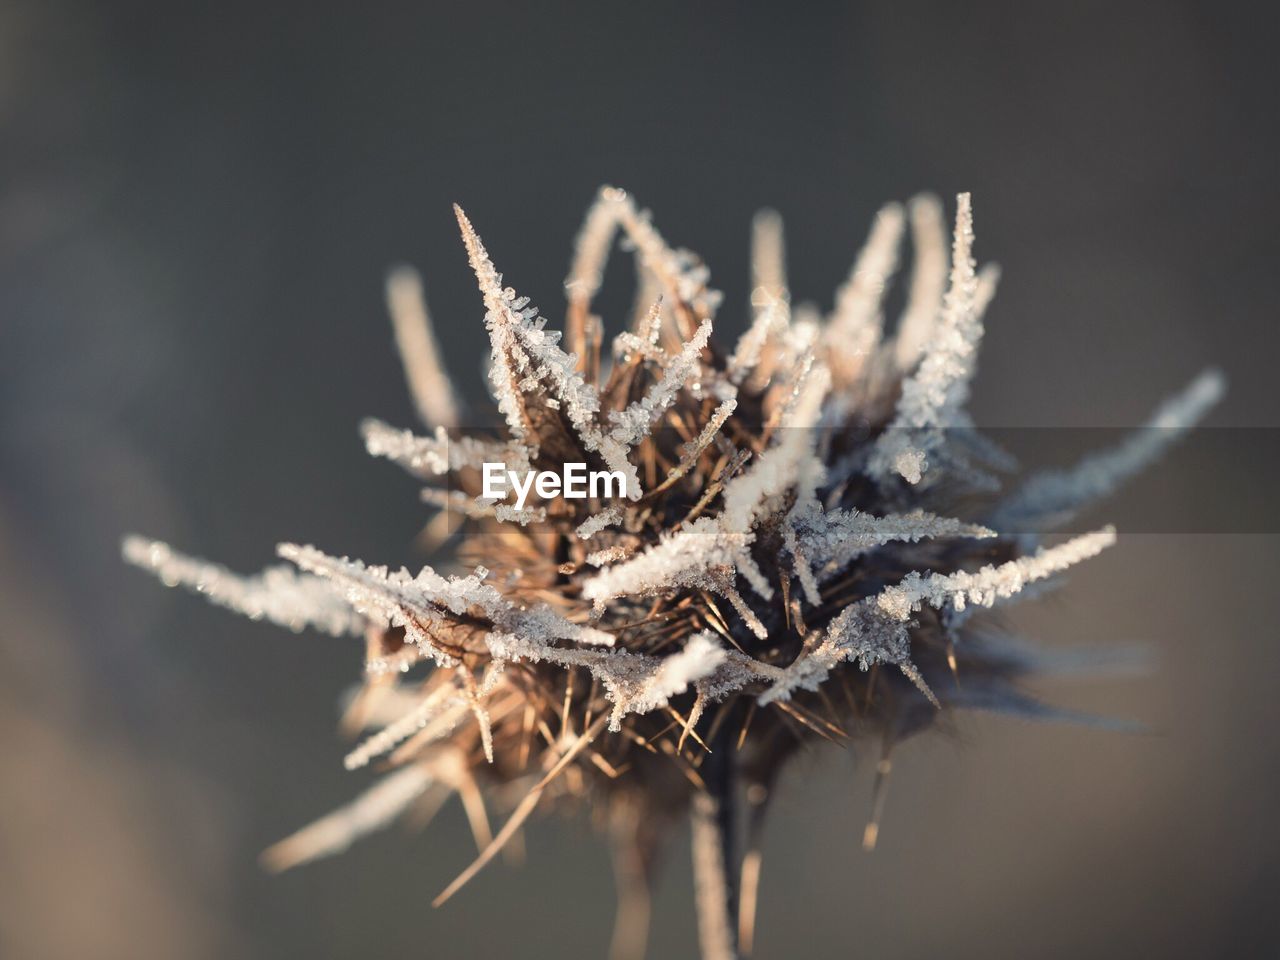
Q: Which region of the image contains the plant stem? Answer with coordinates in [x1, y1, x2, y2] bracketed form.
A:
[691, 727, 738, 960]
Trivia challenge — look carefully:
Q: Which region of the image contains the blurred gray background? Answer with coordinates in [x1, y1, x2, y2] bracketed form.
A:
[2, 1, 1278, 957]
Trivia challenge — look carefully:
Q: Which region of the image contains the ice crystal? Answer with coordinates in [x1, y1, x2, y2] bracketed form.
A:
[575, 505, 624, 540]
[342, 683, 470, 770]
[583, 517, 754, 608]
[875, 527, 1118, 620]
[486, 629, 730, 732]
[125, 186, 1221, 958]
[609, 316, 714, 447]
[361, 417, 521, 477]
[122, 536, 363, 637]
[870, 193, 997, 484]
[279, 543, 615, 661]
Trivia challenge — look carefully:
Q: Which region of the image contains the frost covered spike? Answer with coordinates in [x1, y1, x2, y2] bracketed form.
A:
[123, 536, 363, 637]
[361, 418, 524, 478]
[877, 527, 1117, 620]
[871, 192, 986, 484]
[792, 507, 996, 574]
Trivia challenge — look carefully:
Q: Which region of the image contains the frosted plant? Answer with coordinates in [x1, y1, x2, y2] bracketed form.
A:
[126, 187, 1222, 960]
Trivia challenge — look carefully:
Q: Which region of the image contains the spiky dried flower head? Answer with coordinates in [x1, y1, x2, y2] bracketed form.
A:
[125, 186, 1222, 956]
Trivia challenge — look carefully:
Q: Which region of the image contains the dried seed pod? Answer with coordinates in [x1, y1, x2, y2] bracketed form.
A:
[125, 186, 1222, 959]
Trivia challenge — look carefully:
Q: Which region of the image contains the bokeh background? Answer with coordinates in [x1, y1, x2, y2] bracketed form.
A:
[3, 2, 1278, 957]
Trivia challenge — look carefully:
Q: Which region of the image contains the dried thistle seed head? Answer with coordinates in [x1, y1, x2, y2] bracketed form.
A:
[124, 186, 1223, 953]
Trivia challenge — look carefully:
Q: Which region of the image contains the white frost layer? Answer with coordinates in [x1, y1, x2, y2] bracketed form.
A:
[123, 536, 363, 637]
[877, 527, 1117, 620]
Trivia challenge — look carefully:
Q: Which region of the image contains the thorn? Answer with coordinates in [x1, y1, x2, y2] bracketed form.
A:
[737, 701, 757, 751]
[946, 638, 960, 687]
